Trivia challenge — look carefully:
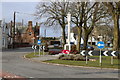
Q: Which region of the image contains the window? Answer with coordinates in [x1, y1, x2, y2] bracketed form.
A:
[2, 26, 4, 32]
[2, 38, 4, 45]
[29, 32, 32, 35]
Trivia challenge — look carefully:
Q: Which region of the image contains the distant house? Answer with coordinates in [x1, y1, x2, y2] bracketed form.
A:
[0, 20, 40, 48]
[71, 27, 96, 45]
[66, 33, 84, 45]
[92, 25, 113, 42]
[1, 20, 10, 49]
[15, 21, 40, 45]
[0, 20, 2, 49]
[71, 26, 113, 46]
[88, 36, 97, 45]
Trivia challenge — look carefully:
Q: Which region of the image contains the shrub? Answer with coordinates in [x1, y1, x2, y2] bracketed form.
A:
[58, 54, 65, 59]
[67, 54, 75, 60]
[49, 51, 61, 55]
[113, 56, 120, 59]
[74, 54, 85, 61]
[59, 54, 68, 60]
[71, 44, 76, 51]
[60, 56, 68, 60]
[58, 54, 85, 61]
[70, 50, 79, 54]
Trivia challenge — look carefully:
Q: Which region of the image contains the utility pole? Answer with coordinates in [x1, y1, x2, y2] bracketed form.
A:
[10, 21, 13, 45]
[22, 19, 24, 28]
[13, 11, 16, 49]
[44, 29, 46, 37]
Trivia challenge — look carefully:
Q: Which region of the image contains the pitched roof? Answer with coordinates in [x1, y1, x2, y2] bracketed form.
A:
[19, 27, 27, 33]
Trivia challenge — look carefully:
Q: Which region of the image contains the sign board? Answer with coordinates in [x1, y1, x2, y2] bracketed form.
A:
[97, 41, 104, 66]
[40, 46, 45, 50]
[62, 50, 70, 54]
[38, 40, 41, 45]
[97, 41, 104, 49]
[80, 50, 119, 56]
[32, 45, 37, 49]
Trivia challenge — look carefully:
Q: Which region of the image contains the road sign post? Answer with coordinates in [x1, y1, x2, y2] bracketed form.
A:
[38, 40, 41, 56]
[33, 46, 36, 55]
[97, 41, 104, 67]
[43, 47, 44, 55]
[42, 46, 44, 56]
[39, 45, 41, 56]
[111, 51, 116, 65]
[100, 49, 102, 66]
[111, 56, 113, 65]
[86, 56, 88, 65]
[41, 45, 44, 56]
[32, 45, 37, 56]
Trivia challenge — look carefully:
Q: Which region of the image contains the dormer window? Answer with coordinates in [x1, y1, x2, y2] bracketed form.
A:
[29, 32, 32, 35]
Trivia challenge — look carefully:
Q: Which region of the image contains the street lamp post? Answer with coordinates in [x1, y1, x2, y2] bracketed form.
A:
[13, 11, 16, 49]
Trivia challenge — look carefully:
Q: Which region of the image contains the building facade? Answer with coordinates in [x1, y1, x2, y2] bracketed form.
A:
[1, 20, 10, 49]
[0, 20, 2, 50]
[15, 21, 40, 45]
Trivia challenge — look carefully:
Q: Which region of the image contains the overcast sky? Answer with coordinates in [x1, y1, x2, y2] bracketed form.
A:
[1, 2, 61, 37]
[1, 1, 120, 37]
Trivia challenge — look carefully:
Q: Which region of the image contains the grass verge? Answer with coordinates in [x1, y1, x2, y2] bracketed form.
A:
[43, 56, 119, 69]
[25, 52, 47, 58]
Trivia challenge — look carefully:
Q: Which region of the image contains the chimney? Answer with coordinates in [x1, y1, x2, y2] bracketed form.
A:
[36, 22, 38, 26]
[35, 22, 40, 36]
[28, 21, 32, 29]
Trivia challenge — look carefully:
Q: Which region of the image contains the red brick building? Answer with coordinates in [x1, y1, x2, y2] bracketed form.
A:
[15, 21, 40, 45]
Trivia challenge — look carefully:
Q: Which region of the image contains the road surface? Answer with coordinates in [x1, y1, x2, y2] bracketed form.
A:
[1, 47, 119, 79]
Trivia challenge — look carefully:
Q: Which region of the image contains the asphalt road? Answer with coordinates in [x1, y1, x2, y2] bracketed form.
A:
[1, 47, 119, 78]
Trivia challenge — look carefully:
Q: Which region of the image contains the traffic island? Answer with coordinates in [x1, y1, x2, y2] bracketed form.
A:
[24, 52, 119, 70]
[25, 52, 48, 58]
[43, 56, 119, 69]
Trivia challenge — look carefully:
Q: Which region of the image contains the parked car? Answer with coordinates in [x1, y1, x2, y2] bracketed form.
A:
[54, 44, 59, 47]
[87, 45, 94, 50]
[80, 44, 94, 50]
[44, 46, 49, 52]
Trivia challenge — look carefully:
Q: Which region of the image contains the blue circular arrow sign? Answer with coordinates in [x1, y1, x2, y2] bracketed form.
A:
[97, 41, 104, 49]
[38, 40, 41, 45]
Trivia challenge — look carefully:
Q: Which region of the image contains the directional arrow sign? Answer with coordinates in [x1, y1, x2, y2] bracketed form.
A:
[81, 50, 85, 56]
[34, 46, 37, 49]
[32, 45, 34, 49]
[32, 45, 37, 49]
[111, 51, 116, 56]
[88, 51, 93, 56]
[103, 51, 108, 56]
[43, 46, 45, 50]
[97, 41, 104, 49]
[38, 40, 41, 45]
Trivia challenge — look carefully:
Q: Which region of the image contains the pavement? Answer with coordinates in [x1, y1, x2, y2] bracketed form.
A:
[32, 55, 58, 61]
[1, 47, 120, 78]
[0, 71, 26, 79]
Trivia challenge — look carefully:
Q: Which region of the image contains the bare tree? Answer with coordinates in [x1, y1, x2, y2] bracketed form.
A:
[35, 2, 69, 46]
[82, 2, 98, 50]
[70, 2, 106, 51]
[69, 2, 85, 51]
[82, 2, 110, 50]
[103, 2, 120, 50]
